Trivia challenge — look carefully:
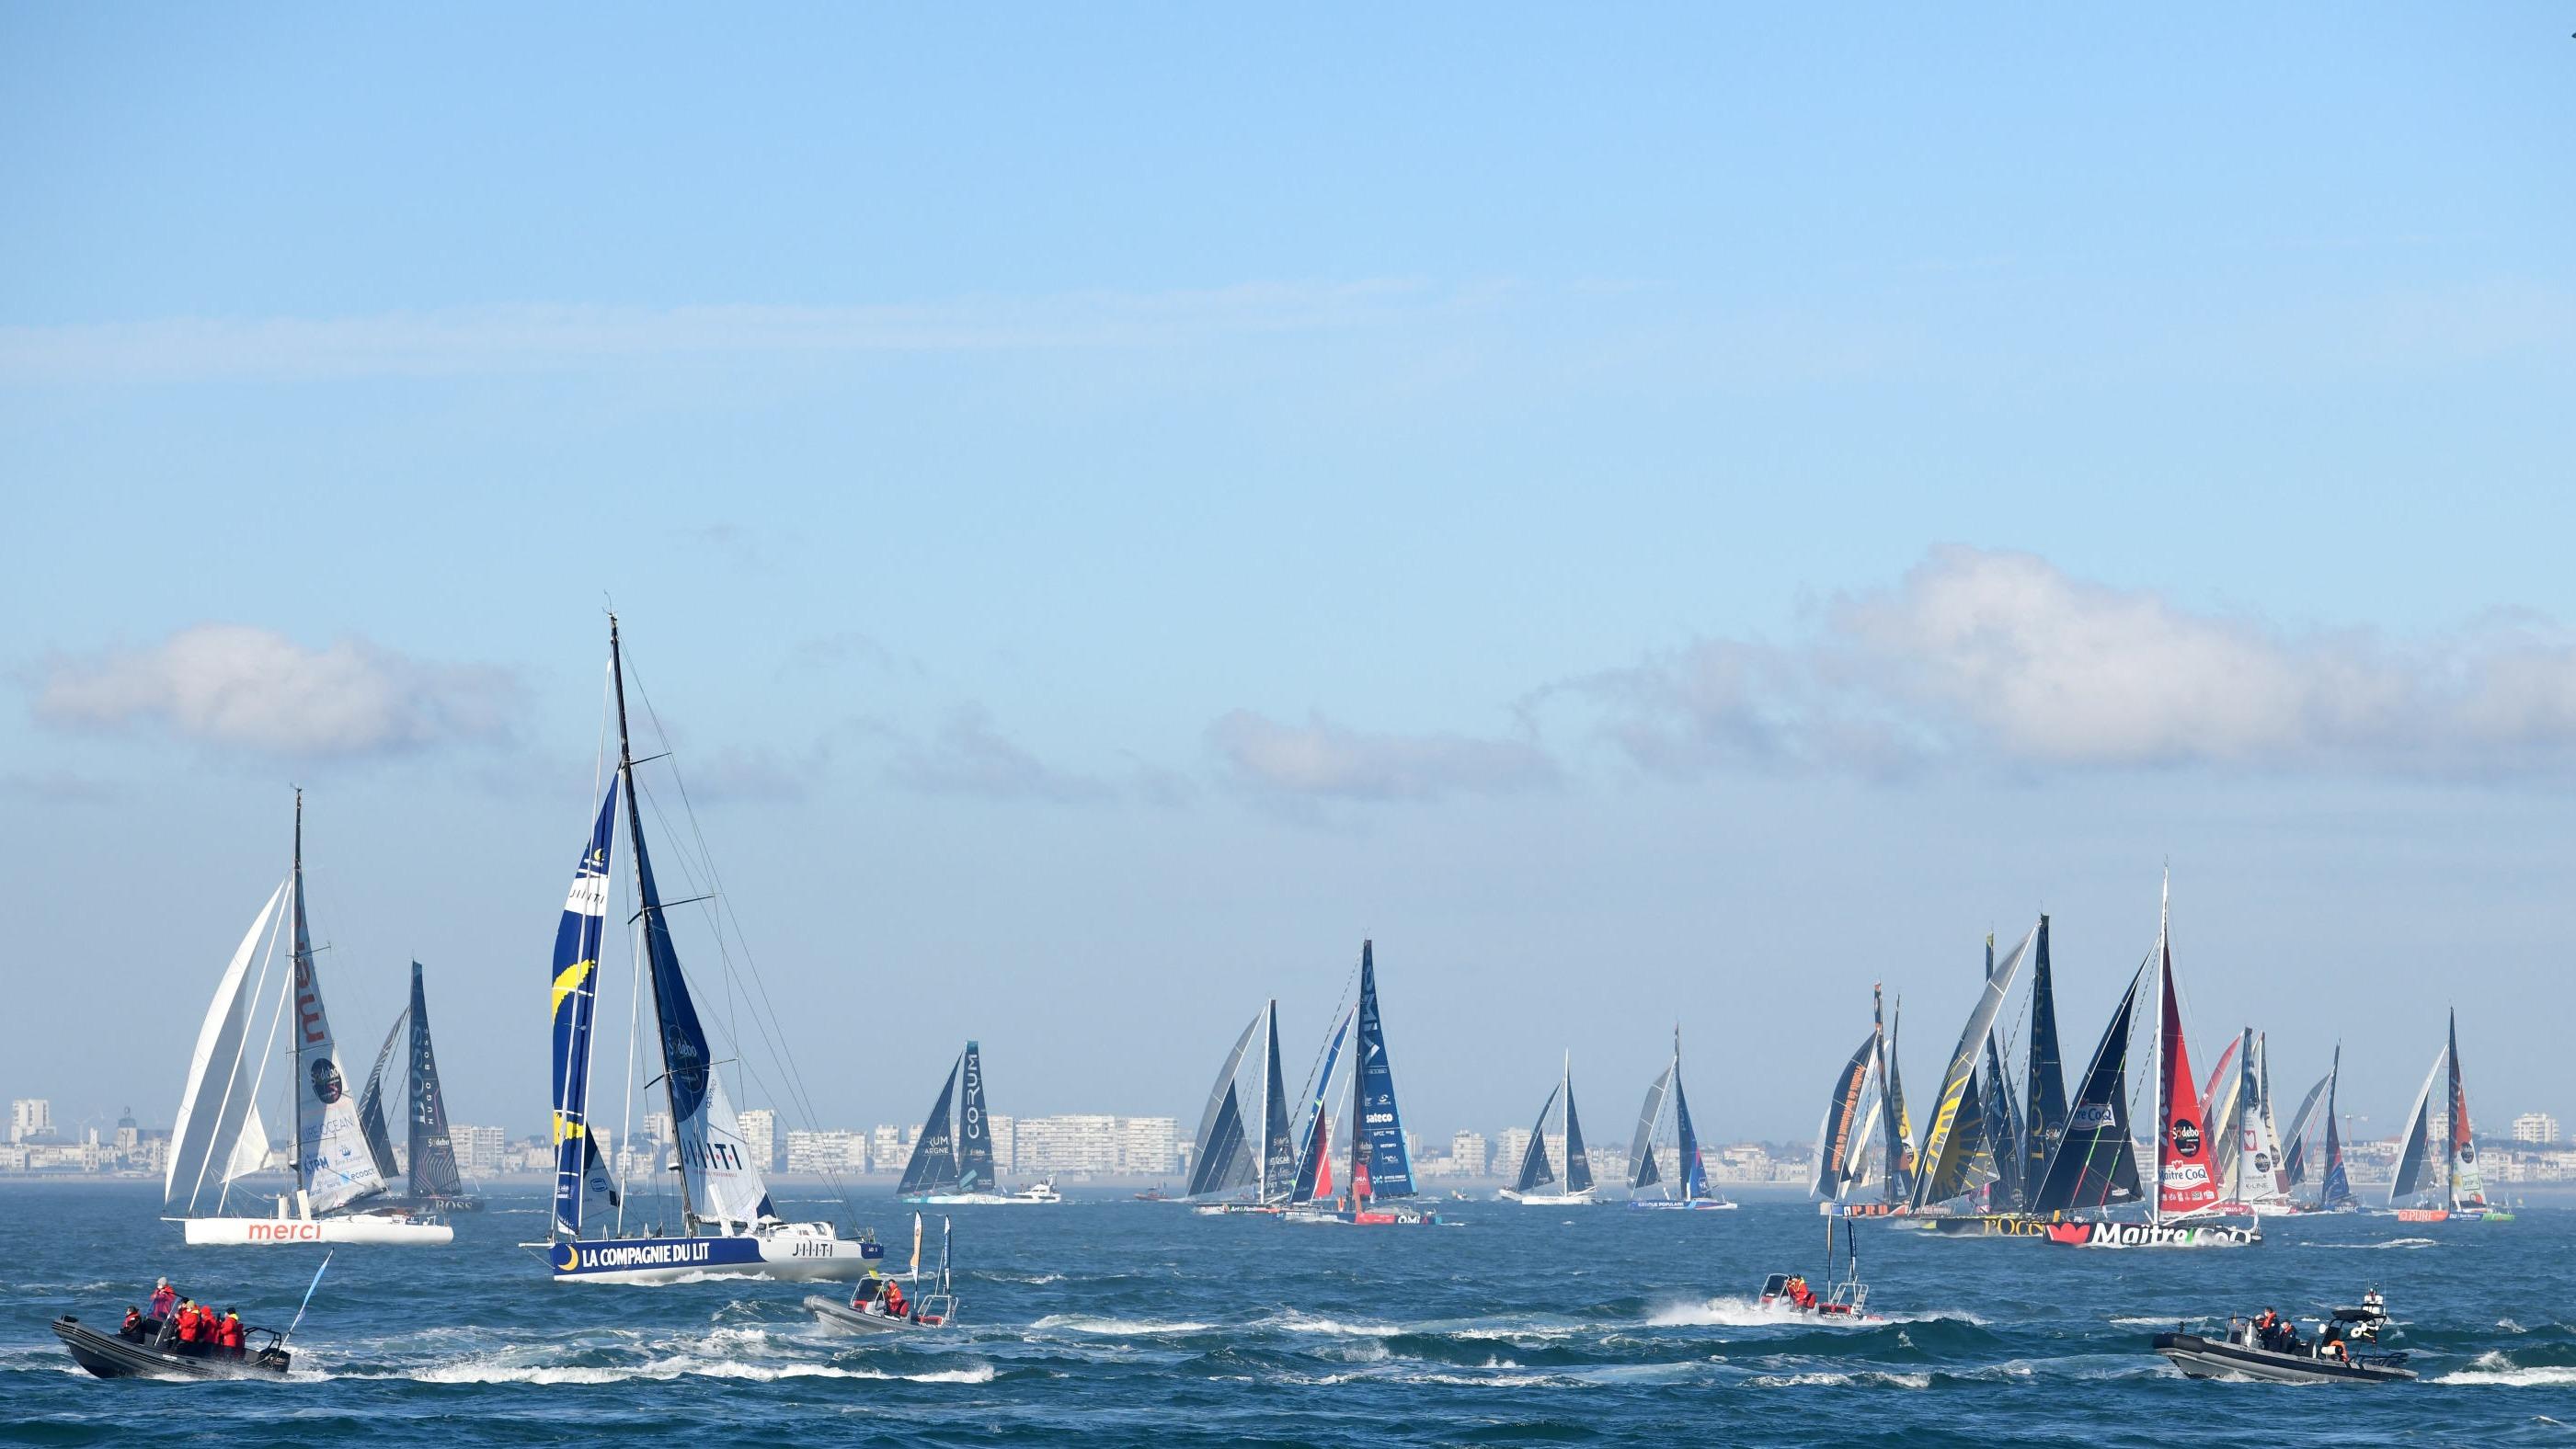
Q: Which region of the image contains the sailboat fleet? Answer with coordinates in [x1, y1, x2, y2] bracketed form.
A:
[139, 618, 2514, 1315]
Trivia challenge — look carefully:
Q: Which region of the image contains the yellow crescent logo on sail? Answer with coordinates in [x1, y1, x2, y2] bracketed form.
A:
[552, 958, 594, 1019]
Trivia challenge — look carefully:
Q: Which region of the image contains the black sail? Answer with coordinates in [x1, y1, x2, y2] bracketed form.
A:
[899, 1056, 963, 1196]
[1563, 1079, 1593, 1194]
[356, 1009, 409, 1186]
[2021, 915, 2067, 1189]
[1512, 1083, 1561, 1194]
[406, 963, 464, 1198]
[2028, 965, 2147, 1215]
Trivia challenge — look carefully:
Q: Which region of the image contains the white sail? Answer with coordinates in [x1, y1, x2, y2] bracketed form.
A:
[683, 1068, 774, 1227]
[166, 881, 288, 1212]
[223, 1102, 272, 1183]
[2387, 1051, 2444, 1204]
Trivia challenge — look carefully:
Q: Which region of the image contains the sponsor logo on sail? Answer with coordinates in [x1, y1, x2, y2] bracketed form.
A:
[2169, 1115, 2202, 1158]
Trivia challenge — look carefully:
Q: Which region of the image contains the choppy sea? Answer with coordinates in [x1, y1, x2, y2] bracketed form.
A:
[4, 1183, 2570, 1445]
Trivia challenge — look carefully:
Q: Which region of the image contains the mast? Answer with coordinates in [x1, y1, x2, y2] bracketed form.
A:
[290, 790, 308, 1179]
[1559, 1051, 1570, 1195]
[2148, 871, 2167, 1227]
[608, 613, 695, 1225]
[1259, 1001, 1276, 1202]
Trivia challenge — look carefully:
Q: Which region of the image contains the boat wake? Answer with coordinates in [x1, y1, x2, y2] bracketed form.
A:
[1646, 1296, 1985, 1329]
[2303, 1237, 2437, 1250]
[2436, 1351, 2576, 1387]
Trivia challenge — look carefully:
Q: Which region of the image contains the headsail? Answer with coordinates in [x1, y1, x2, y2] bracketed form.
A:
[2387, 1049, 2442, 1205]
[1811, 1033, 1876, 1200]
[2027, 964, 2145, 1215]
[1186, 1014, 1260, 1199]
[1673, 1060, 1711, 1201]
[899, 1055, 965, 1197]
[357, 1008, 409, 1186]
[286, 798, 384, 1214]
[1350, 941, 1414, 1198]
[2318, 1044, 2351, 1210]
[406, 963, 463, 1199]
[1909, 924, 2031, 1208]
[1562, 1074, 1593, 1195]
[168, 882, 289, 1213]
[548, 783, 618, 1238]
[1873, 988, 1915, 1204]
[2280, 1065, 2332, 1188]
[1631, 1066, 1673, 1192]
[1288, 1006, 1353, 1204]
[613, 624, 773, 1229]
[223, 1101, 272, 1183]
[1511, 1082, 1562, 1194]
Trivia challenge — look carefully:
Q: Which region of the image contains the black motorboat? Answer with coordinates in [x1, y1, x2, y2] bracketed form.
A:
[52, 1314, 292, 1380]
[2154, 1311, 2412, 1384]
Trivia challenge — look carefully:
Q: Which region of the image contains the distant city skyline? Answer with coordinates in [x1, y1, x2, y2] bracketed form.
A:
[6, 8, 2571, 1143]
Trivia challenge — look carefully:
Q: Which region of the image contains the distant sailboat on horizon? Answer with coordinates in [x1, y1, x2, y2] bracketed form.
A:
[1498, 1052, 1597, 1206]
[899, 1042, 1059, 1205]
[1630, 1028, 1733, 1210]
[355, 961, 480, 1214]
[1285, 941, 1439, 1227]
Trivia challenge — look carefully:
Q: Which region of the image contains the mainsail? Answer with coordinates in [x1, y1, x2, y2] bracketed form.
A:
[2317, 1044, 2352, 1210]
[548, 783, 619, 1238]
[956, 1042, 996, 1194]
[1811, 1033, 1876, 1200]
[2223, 1030, 2285, 1208]
[1562, 1074, 1593, 1194]
[286, 798, 384, 1215]
[405, 962, 464, 1199]
[2280, 1064, 2332, 1188]
[2446, 1011, 2486, 1209]
[2021, 914, 2067, 1191]
[899, 1055, 965, 1197]
[1874, 988, 1916, 1204]
[357, 1008, 409, 1186]
[613, 625, 775, 1229]
[1186, 1014, 1261, 1199]
[1673, 1058, 1711, 1201]
[1349, 941, 1414, 1199]
[2027, 964, 2145, 1215]
[1909, 924, 2032, 1208]
[2388, 1049, 2442, 1205]
[1258, 1005, 1297, 1201]
[168, 882, 289, 1214]
[2151, 910, 2217, 1221]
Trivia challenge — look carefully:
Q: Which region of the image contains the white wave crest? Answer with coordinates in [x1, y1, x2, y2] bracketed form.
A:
[2438, 1362, 2576, 1387]
[1648, 1295, 1980, 1329]
[1030, 1314, 1213, 1335]
[2303, 1237, 2436, 1250]
[410, 1355, 993, 1386]
[1747, 1369, 1934, 1388]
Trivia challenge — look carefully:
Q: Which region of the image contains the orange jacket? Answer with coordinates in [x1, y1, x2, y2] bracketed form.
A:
[219, 1318, 244, 1349]
[176, 1308, 203, 1342]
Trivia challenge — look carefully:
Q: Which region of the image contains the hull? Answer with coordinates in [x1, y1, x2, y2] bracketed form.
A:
[1497, 1188, 1598, 1206]
[548, 1224, 886, 1284]
[1191, 1203, 1284, 1216]
[2394, 1207, 2450, 1223]
[2045, 1220, 2261, 1249]
[1283, 1203, 1443, 1227]
[1628, 1198, 1736, 1211]
[52, 1317, 291, 1380]
[804, 1295, 956, 1334]
[182, 1213, 452, 1246]
[900, 1188, 1060, 1205]
[1918, 1213, 2048, 1238]
[2153, 1331, 2412, 1383]
[1817, 1202, 1909, 1218]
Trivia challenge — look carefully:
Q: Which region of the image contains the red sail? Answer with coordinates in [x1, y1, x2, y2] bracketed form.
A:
[1312, 1121, 1334, 1201]
[2158, 949, 2219, 1216]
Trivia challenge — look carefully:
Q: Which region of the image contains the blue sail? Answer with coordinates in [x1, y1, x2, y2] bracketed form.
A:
[1288, 1008, 1353, 1202]
[549, 783, 618, 1238]
[1353, 941, 1415, 1198]
[1260, 1007, 1297, 1201]
[1674, 1064, 1710, 1199]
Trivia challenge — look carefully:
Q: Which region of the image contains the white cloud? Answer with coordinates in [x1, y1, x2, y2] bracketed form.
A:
[1208, 710, 1557, 803]
[1568, 546, 2576, 779]
[886, 706, 1109, 803]
[31, 624, 521, 758]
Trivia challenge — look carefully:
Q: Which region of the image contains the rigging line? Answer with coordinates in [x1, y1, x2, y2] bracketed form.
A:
[623, 653, 859, 1220]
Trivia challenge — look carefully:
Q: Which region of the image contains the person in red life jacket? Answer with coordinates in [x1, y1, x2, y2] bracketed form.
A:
[219, 1310, 245, 1356]
[1784, 1275, 1816, 1310]
[2251, 1307, 2279, 1350]
[120, 1307, 144, 1341]
[882, 1281, 909, 1319]
[149, 1278, 178, 1321]
[175, 1301, 204, 1352]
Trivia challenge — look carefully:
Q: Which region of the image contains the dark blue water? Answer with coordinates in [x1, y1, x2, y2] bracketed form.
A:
[6, 1183, 2570, 1445]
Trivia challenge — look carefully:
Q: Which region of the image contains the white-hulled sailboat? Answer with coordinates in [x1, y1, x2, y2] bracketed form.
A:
[166, 793, 452, 1246]
[531, 615, 885, 1284]
[2388, 1010, 2509, 1223]
[897, 1042, 1059, 1205]
[1185, 1001, 1301, 1215]
[1630, 1028, 1734, 1209]
[1499, 1052, 1597, 1205]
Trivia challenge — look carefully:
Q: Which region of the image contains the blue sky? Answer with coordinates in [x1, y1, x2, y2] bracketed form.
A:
[4, 6, 2571, 1149]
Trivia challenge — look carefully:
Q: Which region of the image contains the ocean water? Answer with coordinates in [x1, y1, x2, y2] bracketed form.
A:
[4, 1182, 2570, 1446]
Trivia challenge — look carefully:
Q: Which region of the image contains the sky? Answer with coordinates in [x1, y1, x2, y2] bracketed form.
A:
[4, 6, 2572, 1153]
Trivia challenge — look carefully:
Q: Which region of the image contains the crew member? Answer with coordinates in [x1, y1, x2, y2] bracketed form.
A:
[120, 1306, 144, 1341]
[2253, 1307, 2279, 1350]
[883, 1280, 909, 1319]
[175, 1301, 205, 1352]
[219, 1310, 245, 1357]
[1785, 1275, 1815, 1310]
[149, 1278, 178, 1322]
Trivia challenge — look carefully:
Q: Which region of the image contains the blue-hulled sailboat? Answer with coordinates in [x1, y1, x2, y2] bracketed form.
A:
[531, 616, 885, 1284]
[1286, 941, 1439, 1227]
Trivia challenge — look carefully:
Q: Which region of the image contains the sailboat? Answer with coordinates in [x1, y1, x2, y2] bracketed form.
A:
[2044, 873, 2259, 1247]
[1631, 1028, 1734, 1209]
[899, 1043, 1057, 1204]
[1286, 941, 1439, 1227]
[1185, 1001, 1299, 1214]
[165, 793, 451, 1246]
[2209, 1030, 2294, 1216]
[532, 616, 886, 1283]
[354, 962, 481, 1213]
[1906, 921, 2032, 1216]
[2388, 1011, 2505, 1223]
[1498, 1053, 1597, 1205]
